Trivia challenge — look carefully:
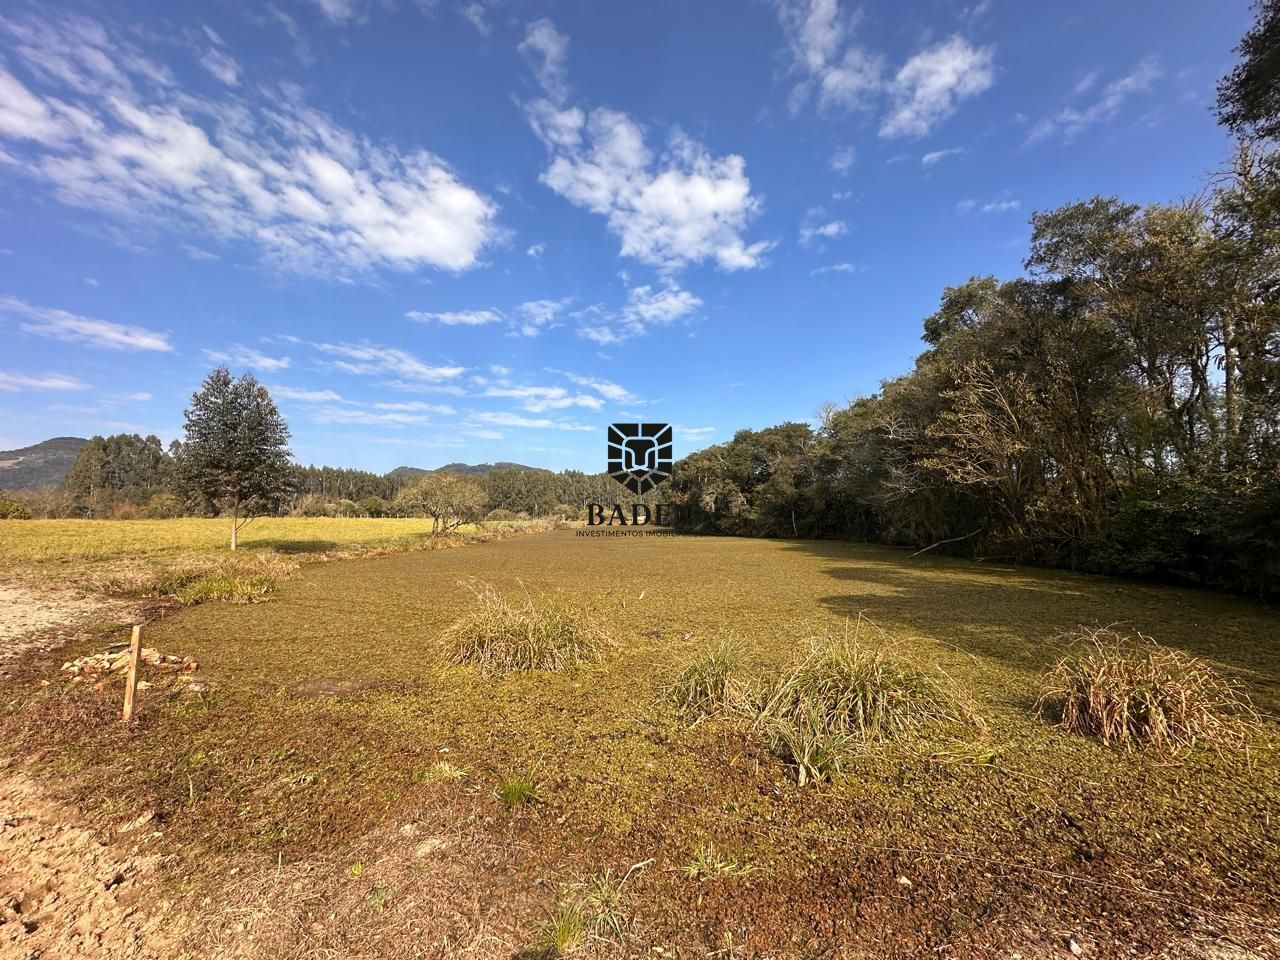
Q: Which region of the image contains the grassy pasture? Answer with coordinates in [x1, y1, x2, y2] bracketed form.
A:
[0, 516, 486, 565]
[3, 527, 1278, 956]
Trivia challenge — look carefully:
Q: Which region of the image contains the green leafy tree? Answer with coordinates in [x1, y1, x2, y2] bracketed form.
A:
[176, 367, 295, 550]
[395, 472, 487, 535]
[1218, 0, 1280, 142]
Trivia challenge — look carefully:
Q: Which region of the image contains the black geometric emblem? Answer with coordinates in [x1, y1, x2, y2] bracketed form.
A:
[608, 423, 673, 495]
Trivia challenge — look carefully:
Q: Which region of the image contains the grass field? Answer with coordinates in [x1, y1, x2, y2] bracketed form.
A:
[0, 516, 490, 564]
[3, 526, 1278, 957]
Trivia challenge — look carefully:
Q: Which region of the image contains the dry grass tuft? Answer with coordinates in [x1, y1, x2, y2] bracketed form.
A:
[1036, 626, 1260, 754]
[449, 581, 612, 676]
[667, 640, 746, 716]
[747, 620, 978, 785]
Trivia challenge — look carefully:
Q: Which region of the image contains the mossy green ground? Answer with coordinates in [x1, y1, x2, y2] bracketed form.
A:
[5, 529, 1278, 955]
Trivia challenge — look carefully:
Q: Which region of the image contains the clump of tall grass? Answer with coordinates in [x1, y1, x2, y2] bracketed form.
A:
[450, 581, 611, 675]
[494, 773, 541, 808]
[176, 573, 276, 605]
[683, 842, 756, 881]
[1036, 626, 1259, 754]
[529, 862, 649, 957]
[748, 625, 976, 785]
[667, 640, 746, 716]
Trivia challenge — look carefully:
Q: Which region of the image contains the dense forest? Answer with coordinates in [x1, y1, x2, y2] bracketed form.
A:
[668, 6, 1280, 597]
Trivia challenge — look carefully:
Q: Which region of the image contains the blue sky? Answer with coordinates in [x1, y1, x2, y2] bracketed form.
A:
[0, 0, 1251, 472]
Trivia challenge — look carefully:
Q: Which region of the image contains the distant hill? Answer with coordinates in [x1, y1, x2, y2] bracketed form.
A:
[386, 461, 539, 482]
[0, 437, 86, 490]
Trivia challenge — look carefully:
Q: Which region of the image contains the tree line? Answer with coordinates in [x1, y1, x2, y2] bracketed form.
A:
[667, 5, 1280, 596]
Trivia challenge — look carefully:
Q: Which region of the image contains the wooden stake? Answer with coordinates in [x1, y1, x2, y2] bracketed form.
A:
[122, 624, 142, 722]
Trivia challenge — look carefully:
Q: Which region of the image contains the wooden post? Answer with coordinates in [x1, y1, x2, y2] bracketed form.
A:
[122, 624, 142, 722]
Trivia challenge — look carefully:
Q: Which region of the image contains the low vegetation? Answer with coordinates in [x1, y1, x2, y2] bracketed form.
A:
[494, 774, 541, 808]
[3, 532, 1277, 956]
[450, 581, 612, 675]
[683, 843, 756, 881]
[666, 640, 745, 716]
[1037, 626, 1260, 754]
[531, 865, 645, 957]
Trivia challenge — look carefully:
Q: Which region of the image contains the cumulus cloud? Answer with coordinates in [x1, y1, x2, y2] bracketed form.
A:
[577, 281, 703, 344]
[829, 145, 856, 174]
[880, 36, 995, 138]
[0, 296, 173, 351]
[515, 298, 571, 336]
[204, 344, 290, 371]
[799, 208, 847, 246]
[519, 18, 571, 103]
[0, 14, 501, 278]
[1027, 57, 1161, 143]
[521, 20, 769, 272]
[0, 371, 86, 391]
[775, 0, 882, 114]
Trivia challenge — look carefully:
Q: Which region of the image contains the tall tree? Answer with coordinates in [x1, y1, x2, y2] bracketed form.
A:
[176, 368, 294, 550]
[1218, 0, 1280, 142]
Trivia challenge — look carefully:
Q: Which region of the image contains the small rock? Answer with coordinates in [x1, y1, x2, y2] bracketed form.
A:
[896, 876, 912, 887]
[1068, 939, 1083, 956]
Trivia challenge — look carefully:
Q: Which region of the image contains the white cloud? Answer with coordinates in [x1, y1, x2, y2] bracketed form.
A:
[522, 21, 768, 272]
[921, 147, 964, 168]
[880, 36, 995, 139]
[0, 371, 86, 391]
[526, 242, 545, 258]
[829, 145, 856, 174]
[519, 18, 570, 103]
[552, 371, 638, 404]
[1028, 57, 1161, 143]
[775, 0, 883, 114]
[0, 14, 501, 278]
[0, 296, 173, 351]
[810, 262, 856, 275]
[675, 425, 715, 439]
[270, 385, 344, 402]
[482, 384, 603, 412]
[576, 280, 703, 345]
[309, 0, 361, 24]
[799, 207, 847, 246]
[199, 46, 240, 86]
[469, 411, 595, 431]
[204, 344, 291, 371]
[980, 199, 1019, 213]
[312, 406, 435, 426]
[406, 309, 503, 326]
[460, 1, 495, 36]
[515, 298, 571, 336]
[317, 341, 466, 382]
[372, 400, 455, 414]
[955, 198, 977, 215]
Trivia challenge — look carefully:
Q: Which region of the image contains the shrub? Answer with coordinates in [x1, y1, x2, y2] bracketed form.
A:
[450, 581, 611, 675]
[667, 641, 746, 716]
[486, 508, 519, 522]
[176, 573, 276, 605]
[415, 760, 468, 784]
[748, 627, 975, 785]
[1036, 626, 1259, 754]
[494, 774, 541, 808]
[0, 496, 31, 519]
[145, 492, 184, 519]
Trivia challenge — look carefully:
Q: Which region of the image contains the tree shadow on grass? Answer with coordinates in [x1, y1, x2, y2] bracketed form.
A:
[244, 538, 343, 554]
[775, 539, 1280, 710]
